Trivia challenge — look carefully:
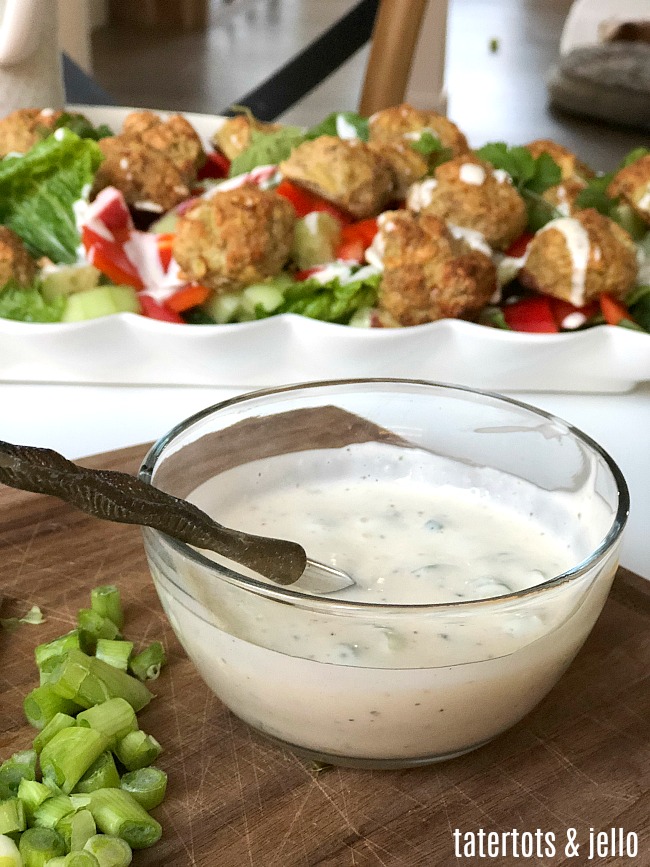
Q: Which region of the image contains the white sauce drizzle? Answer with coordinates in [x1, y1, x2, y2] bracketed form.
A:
[538, 217, 591, 306]
[406, 178, 438, 211]
[448, 224, 492, 256]
[458, 163, 486, 185]
[335, 114, 360, 140]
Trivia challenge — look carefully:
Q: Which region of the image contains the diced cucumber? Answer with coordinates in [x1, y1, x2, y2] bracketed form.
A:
[201, 292, 243, 324]
[41, 265, 101, 301]
[291, 212, 341, 269]
[61, 286, 140, 322]
[347, 306, 374, 328]
[148, 210, 179, 234]
[240, 283, 285, 317]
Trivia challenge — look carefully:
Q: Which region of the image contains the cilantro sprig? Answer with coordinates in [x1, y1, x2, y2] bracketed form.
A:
[408, 131, 453, 168]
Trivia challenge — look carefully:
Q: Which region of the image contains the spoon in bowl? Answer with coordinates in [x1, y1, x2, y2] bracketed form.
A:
[0, 440, 355, 594]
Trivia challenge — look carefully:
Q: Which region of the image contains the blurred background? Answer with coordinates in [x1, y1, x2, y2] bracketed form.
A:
[57, 0, 649, 170]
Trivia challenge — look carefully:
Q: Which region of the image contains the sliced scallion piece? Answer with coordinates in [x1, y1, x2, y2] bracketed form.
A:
[83, 834, 132, 867]
[76, 699, 137, 748]
[62, 852, 100, 866]
[94, 641, 133, 673]
[119, 768, 167, 811]
[0, 750, 37, 796]
[73, 753, 120, 795]
[35, 631, 81, 670]
[18, 826, 65, 867]
[113, 732, 162, 772]
[88, 789, 162, 849]
[0, 799, 26, 836]
[56, 808, 96, 852]
[16, 778, 53, 819]
[128, 643, 165, 683]
[0, 833, 22, 867]
[90, 586, 124, 631]
[31, 794, 73, 830]
[24, 685, 81, 730]
[33, 713, 77, 755]
[77, 610, 121, 645]
[49, 650, 153, 712]
[40, 728, 108, 795]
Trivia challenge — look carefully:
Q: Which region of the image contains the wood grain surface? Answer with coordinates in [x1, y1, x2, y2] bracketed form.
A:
[0, 444, 649, 867]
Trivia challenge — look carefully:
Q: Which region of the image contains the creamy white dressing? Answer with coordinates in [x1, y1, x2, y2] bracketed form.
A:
[448, 223, 492, 256]
[364, 230, 386, 270]
[406, 177, 438, 211]
[492, 169, 511, 185]
[637, 185, 650, 215]
[538, 217, 591, 306]
[311, 262, 380, 285]
[458, 163, 486, 185]
[335, 114, 360, 140]
[150, 441, 615, 762]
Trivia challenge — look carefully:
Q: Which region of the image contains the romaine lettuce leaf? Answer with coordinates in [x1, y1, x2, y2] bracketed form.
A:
[228, 125, 306, 177]
[0, 281, 64, 323]
[257, 269, 380, 323]
[305, 112, 369, 141]
[0, 129, 103, 263]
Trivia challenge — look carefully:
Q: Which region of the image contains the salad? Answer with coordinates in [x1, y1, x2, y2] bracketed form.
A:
[0, 103, 648, 335]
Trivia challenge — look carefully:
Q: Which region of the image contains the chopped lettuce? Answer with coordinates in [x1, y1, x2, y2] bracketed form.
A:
[51, 112, 113, 141]
[228, 125, 306, 177]
[0, 281, 65, 323]
[625, 284, 650, 333]
[259, 268, 381, 323]
[0, 129, 103, 263]
[305, 111, 369, 141]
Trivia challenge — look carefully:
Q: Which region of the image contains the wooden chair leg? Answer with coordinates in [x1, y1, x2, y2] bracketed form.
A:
[358, 0, 429, 116]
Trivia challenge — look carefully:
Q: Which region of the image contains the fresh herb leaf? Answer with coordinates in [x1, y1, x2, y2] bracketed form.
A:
[620, 147, 649, 168]
[0, 129, 103, 263]
[575, 173, 614, 216]
[521, 189, 562, 232]
[305, 111, 369, 141]
[408, 131, 453, 167]
[228, 126, 306, 177]
[626, 284, 650, 332]
[51, 112, 113, 141]
[0, 281, 64, 322]
[478, 305, 511, 329]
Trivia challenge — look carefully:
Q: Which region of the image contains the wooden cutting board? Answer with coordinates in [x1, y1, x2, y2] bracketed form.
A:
[0, 444, 649, 867]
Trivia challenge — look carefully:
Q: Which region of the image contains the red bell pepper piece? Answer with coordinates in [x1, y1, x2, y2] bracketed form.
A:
[197, 151, 231, 180]
[502, 296, 559, 333]
[139, 294, 185, 323]
[549, 298, 598, 330]
[275, 179, 352, 223]
[599, 293, 630, 326]
[336, 218, 378, 261]
[505, 232, 534, 259]
[165, 284, 211, 313]
[82, 226, 144, 290]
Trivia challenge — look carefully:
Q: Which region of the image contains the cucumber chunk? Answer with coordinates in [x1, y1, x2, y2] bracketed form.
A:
[61, 286, 140, 322]
[291, 212, 341, 269]
[41, 265, 102, 301]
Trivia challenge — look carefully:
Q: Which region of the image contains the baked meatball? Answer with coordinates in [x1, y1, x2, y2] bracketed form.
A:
[211, 114, 282, 161]
[524, 139, 594, 183]
[121, 111, 205, 183]
[279, 136, 395, 219]
[372, 210, 497, 327]
[607, 154, 650, 225]
[519, 208, 638, 305]
[367, 140, 428, 200]
[406, 155, 528, 251]
[0, 108, 66, 158]
[0, 226, 37, 288]
[172, 185, 296, 292]
[92, 137, 191, 214]
[368, 104, 470, 160]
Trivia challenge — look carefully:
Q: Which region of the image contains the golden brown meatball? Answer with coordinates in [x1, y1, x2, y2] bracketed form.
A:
[607, 154, 650, 225]
[92, 137, 191, 214]
[542, 177, 588, 218]
[0, 226, 37, 288]
[121, 111, 205, 183]
[406, 155, 528, 251]
[0, 108, 66, 158]
[524, 139, 594, 183]
[368, 104, 470, 160]
[279, 136, 395, 219]
[211, 115, 282, 161]
[367, 140, 428, 200]
[172, 185, 296, 292]
[373, 210, 497, 327]
[519, 208, 637, 305]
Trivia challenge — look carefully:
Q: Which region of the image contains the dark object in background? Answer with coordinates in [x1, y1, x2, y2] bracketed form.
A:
[547, 42, 650, 132]
[108, 0, 208, 31]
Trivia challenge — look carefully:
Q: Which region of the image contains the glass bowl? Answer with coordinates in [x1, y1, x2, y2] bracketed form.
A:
[139, 380, 628, 769]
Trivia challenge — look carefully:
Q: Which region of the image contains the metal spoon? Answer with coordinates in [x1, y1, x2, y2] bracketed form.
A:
[0, 440, 355, 594]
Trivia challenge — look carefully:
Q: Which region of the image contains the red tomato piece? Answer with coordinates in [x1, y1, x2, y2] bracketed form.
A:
[82, 228, 144, 290]
[502, 296, 559, 333]
[599, 293, 630, 326]
[336, 239, 366, 262]
[549, 298, 599, 330]
[336, 218, 379, 261]
[275, 179, 352, 223]
[294, 267, 324, 281]
[86, 186, 134, 242]
[156, 233, 175, 272]
[139, 294, 185, 323]
[197, 151, 231, 180]
[504, 232, 534, 259]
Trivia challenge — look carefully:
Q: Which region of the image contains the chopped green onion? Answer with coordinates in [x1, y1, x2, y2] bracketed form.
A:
[73, 753, 120, 795]
[49, 650, 153, 713]
[113, 732, 162, 772]
[0, 799, 26, 835]
[16, 779, 53, 819]
[56, 809, 96, 852]
[24, 685, 81, 730]
[35, 631, 81, 669]
[0, 833, 22, 866]
[0, 750, 37, 796]
[90, 587, 124, 631]
[43, 859, 67, 867]
[62, 852, 100, 866]
[76, 699, 137, 748]
[119, 768, 167, 811]
[88, 789, 162, 849]
[77, 611, 120, 653]
[94, 641, 133, 673]
[33, 713, 77, 755]
[40, 728, 108, 795]
[83, 834, 132, 867]
[128, 643, 165, 683]
[18, 826, 66, 866]
[39, 655, 63, 686]
[32, 794, 73, 829]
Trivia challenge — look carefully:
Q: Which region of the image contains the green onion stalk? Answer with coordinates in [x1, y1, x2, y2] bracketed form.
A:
[90, 587, 124, 631]
[40, 728, 108, 794]
[56, 809, 96, 852]
[16, 779, 53, 820]
[129, 643, 165, 682]
[0, 799, 26, 836]
[95, 641, 133, 673]
[120, 768, 167, 811]
[83, 834, 132, 867]
[74, 753, 121, 795]
[88, 789, 162, 850]
[33, 713, 77, 755]
[76, 699, 137, 748]
[32, 795, 74, 830]
[18, 826, 65, 867]
[49, 650, 153, 712]
[23, 685, 81, 730]
[113, 731, 162, 773]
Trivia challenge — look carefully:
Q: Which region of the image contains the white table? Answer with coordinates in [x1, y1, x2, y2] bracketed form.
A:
[2, 380, 649, 580]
